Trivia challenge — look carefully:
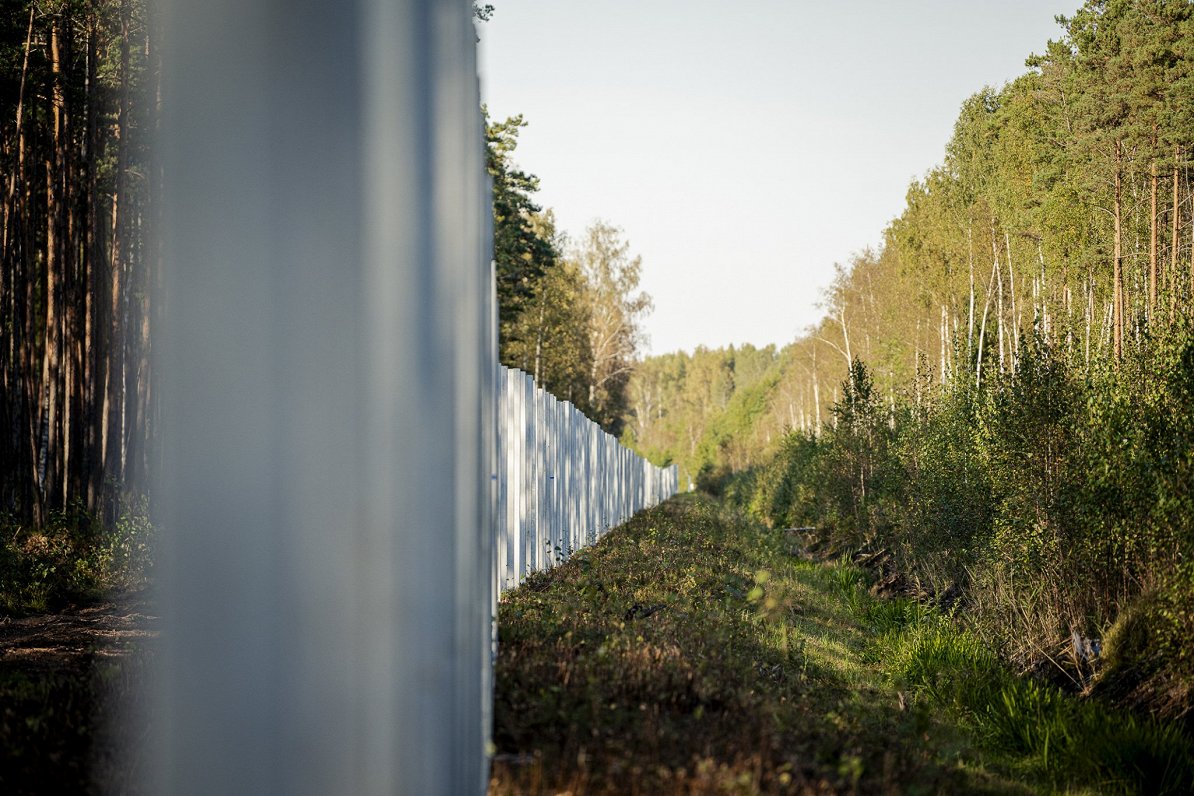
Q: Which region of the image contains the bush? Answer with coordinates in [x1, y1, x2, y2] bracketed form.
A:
[746, 430, 822, 529]
[727, 326, 1194, 719]
[0, 497, 154, 615]
[891, 378, 992, 592]
[815, 360, 900, 549]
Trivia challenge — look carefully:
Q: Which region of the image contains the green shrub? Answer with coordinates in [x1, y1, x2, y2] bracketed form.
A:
[746, 430, 822, 529]
[0, 497, 154, 615]
[891, 378, 992, 592]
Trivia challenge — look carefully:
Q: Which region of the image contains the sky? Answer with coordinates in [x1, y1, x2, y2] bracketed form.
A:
[478, 1, 1070, 356]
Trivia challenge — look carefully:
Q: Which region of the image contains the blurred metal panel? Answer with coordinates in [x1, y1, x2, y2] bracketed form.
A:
[155, 0, 490, 793]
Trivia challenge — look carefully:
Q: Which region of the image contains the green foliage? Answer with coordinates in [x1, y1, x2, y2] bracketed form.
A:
[725, 326, 1194, 719]
[746, 431, 822, 530]
[886, 618, 1194, 794]
[500, 211, 597, 412]
[570, 221, 652, 434]
[491, 495, 1032, 794]
[486, 110, 559, 355]
[0, 500, 154, 615]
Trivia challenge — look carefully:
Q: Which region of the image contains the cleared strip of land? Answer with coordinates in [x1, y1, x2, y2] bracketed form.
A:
[489, 493, 1034, 795]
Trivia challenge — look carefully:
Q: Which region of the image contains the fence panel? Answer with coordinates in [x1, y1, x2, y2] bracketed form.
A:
[494, 366, 678, 594]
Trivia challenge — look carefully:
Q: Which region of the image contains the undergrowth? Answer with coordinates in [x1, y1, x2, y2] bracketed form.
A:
[825, 559, 1194, 795]
[0, 497, 154, 615]
[490, 494, 1031, 794]
[724, 333, 1194, 722]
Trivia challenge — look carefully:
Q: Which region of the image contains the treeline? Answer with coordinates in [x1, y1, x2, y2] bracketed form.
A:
[625, 0, 1194, 720]
[621, 344, 779, 486]
[487, 112, 651, 434]
[0, 0, 156, 528]
[627, 0, 1194, 480]
[812, 0, 1194, 401]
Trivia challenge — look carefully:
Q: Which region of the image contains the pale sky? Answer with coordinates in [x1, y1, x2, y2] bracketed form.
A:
[478, 1, 1068, 355]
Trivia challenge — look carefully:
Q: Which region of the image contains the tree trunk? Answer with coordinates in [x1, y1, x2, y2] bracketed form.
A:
[1172, 147, 1180, 318]
[4, 7, 35, 517]
[1150, 132, 1158, 321]
[837, 306, 851, 366]
[105, 0, 133, 516]
[38, 18, 68, 519]
[1113, 140, 1124, 362]
[975, 252, 999, 390]
[1084, 276, 1093, 367]
[3, 7, 33, 252]
[991, 224, 1005, 372]
[1005, 232, 1019, 368]
[810, 344, 821, 434]
[59, 12, 82, 509]
[85, 12, 104, 511]
[968, 221, 976, 359]
[939, 304, 947, 384]
[533, 302, 545, 383]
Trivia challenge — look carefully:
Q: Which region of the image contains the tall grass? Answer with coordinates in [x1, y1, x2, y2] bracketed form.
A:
[827, 557, 1194, 795]
[890, 620, 1193, 794]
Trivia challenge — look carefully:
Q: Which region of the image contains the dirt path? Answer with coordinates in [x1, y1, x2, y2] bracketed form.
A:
[0, 591, 159, 672]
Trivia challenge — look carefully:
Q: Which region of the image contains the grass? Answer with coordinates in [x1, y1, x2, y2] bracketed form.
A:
[490, 493, 1193, 794]
[881, 618, 1194, 794]
[489, 493, 1030, 794]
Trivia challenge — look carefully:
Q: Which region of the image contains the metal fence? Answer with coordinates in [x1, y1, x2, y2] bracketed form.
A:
[496, 367, 679, 593]
[152, 1, 674, 793]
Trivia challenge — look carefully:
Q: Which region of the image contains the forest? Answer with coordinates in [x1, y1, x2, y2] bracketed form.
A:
[0, 0, 157, 610]
[1, 0, 1192, 786]
[621, 0, 1194, 724]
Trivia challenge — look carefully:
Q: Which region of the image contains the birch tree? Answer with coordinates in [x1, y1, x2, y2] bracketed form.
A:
[572, 221, 652, 433]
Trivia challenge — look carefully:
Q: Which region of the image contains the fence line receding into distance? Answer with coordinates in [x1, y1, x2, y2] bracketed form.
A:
[496, 366, 679, 594]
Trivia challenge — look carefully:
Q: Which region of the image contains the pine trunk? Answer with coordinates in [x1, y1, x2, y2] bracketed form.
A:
[1172, 148, 1180, 317]
[1113, 140, 1124, 362]
[1150, 131, 1158, 321]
